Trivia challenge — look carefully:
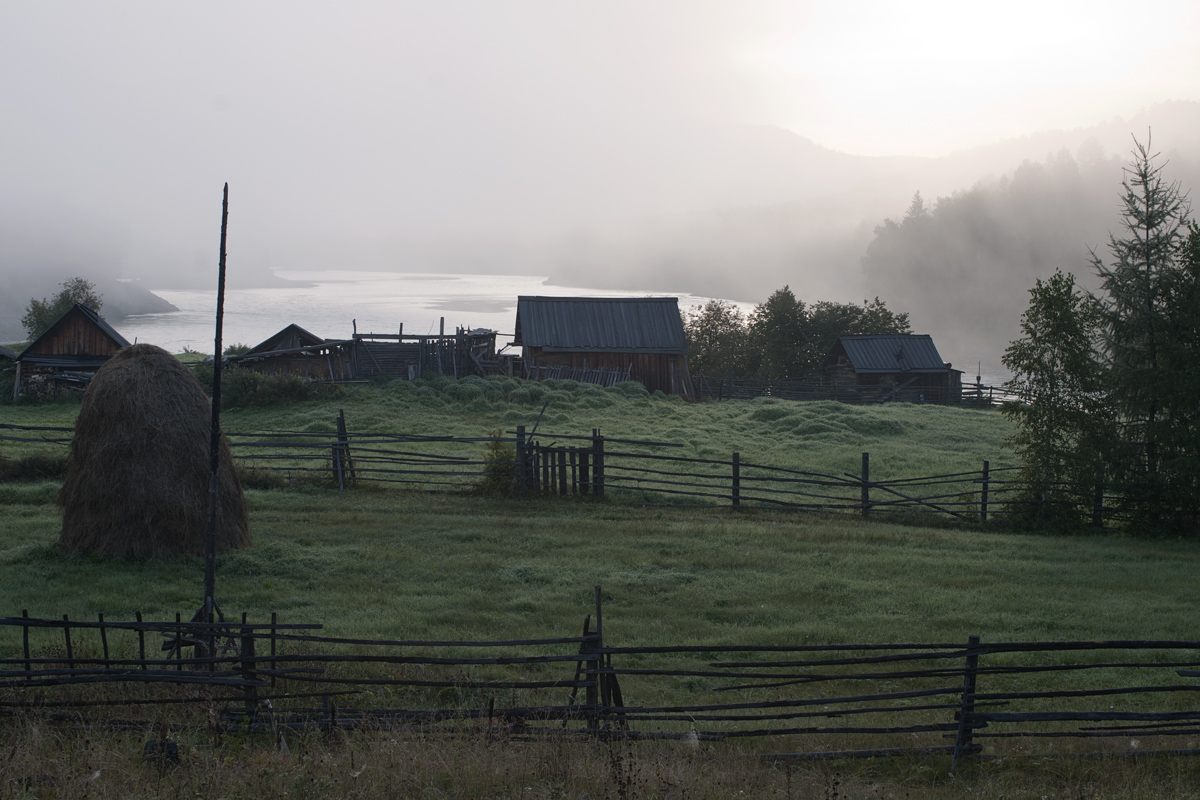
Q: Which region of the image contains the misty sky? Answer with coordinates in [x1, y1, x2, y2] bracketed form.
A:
[2, 1, 1199, 286]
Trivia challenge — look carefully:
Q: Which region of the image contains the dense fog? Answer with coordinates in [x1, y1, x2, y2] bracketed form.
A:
[3, 2, 1199, 370]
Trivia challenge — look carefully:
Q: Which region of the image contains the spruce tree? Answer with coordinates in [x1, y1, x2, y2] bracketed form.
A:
[1091, 137, 1194, 530]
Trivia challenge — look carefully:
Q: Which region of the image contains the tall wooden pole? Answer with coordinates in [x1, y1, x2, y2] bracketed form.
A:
[203, 183, 229, 623]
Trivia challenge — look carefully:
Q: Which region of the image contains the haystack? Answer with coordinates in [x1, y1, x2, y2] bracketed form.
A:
[59, 344, 250, 558]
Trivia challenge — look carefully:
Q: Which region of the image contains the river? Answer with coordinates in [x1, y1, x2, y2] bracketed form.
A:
[117, 270, 743, 356]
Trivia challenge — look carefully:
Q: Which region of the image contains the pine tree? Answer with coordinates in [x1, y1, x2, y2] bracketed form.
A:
[1091, 136, 1195, 529]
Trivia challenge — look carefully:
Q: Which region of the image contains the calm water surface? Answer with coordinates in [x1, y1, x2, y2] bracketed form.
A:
[118, 270, 1010, 384]
[119, 271, 742, 356]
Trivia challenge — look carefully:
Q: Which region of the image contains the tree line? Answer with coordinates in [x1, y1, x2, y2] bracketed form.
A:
[1002, 137, 1200, 535]
[684, 290, 911, 380]
[861, 146, 1128, 361]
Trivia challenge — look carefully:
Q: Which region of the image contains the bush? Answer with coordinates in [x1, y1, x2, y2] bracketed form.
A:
[191, 363, 343, 409]
[476, 429, 519, 497]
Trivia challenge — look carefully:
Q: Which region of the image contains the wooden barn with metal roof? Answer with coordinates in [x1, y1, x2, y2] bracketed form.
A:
[514, 296, 692, 398]
[12, 303, 130, 400]
[822, 334, 962, 404]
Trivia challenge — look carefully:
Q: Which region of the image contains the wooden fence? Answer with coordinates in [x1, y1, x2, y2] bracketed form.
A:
[4, 591, 1200, 760]
[0, 419, 1121, 526]
[692, 373, 1018, 407]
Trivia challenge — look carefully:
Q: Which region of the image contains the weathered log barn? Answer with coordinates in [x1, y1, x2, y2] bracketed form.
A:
[822, 334, 962, 404]
[12, 303, 130, 400]
[514, 296, 693, 398]
[231, 322, 501, 381]
[231, 324, 353, 380]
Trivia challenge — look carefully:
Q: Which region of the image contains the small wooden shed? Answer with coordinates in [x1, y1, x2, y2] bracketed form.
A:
[514, 296, 693, 398]
[13, 304, 130, 400]
[822, 334, 962, 404]
[232, 323, 354, 380]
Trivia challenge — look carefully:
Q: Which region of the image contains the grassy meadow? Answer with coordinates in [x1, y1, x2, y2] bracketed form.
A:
[2, 372, 1016, 477]
[6, 374, 1200, 797]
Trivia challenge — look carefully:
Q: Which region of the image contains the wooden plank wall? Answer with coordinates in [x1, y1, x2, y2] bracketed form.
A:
[26, 313, 123, 357]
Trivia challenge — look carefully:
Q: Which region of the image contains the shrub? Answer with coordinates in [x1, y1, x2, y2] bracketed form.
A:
[191, 363, 343, 409]
[476, 429, 519, 497]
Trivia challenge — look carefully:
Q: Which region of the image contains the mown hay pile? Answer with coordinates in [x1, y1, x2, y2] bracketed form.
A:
[59, 344, 250, 558]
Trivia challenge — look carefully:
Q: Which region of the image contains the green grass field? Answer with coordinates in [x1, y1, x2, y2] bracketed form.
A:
[5, 375, 1200, 796]
[0, 376, 1188, 644]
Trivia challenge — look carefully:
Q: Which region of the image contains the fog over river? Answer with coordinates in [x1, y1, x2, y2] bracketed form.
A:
[114, 270, 1011, 385]
[118, 270, 747, 359]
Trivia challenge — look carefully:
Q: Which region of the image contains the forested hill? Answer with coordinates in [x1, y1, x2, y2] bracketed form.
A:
[862, 144, 1200, 366]
[546, 102, 1200, 373]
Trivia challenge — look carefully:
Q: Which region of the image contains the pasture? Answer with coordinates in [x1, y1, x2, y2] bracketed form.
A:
[4, 378, 1200, 797]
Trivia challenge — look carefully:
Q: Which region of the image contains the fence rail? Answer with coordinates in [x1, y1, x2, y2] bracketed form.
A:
[4, 593, 1199, 761]
[691, 373, 1019, 407]
[1, 419, 1125, 526]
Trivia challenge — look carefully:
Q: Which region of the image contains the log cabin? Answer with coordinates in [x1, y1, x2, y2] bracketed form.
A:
[822, 334, 962, 404]
[514, 296, 693, 398]
[13, 304, 129, 400]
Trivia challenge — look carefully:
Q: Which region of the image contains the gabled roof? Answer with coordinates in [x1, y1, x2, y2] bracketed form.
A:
[0, 345, 17, 361]
[242, 323, 325, 357]
[514, 296, 687, 354]
[827, 334, 948, 374]
[20, 303, 130, 361]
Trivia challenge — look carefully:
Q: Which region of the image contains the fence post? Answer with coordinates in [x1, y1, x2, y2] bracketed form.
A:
[732, 452, 741, 508]
[63, 615, 74, 671]
[861, 452, 870, 518]
[240, 628, 259, 717]
[584, 588, 603, 731]
[1093, 467, 1105, 528]
[98, 613, 109, 668]
[594, 585, 608, 726]
[270, 611, 278, 689]
[332, 412, 345, 490]
[952, 634, 981, 767]
[22, 610, 30, 680]
[980, 460, 989, 524]
[338, 409, 355, 485]
[515, 426, 527, 495]
[580, 445, 590, 496]
[593, 431, 605, 499]
[136, 611, 147, 670]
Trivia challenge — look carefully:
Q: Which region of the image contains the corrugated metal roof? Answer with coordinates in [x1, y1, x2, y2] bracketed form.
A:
[515, 296, 687, 354]
[835, 334, 947, 373]
[0, 345, 17, 360]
